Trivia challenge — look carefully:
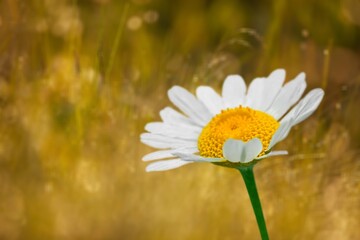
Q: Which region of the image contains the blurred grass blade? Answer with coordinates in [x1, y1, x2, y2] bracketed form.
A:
[105, 3, 130, 81]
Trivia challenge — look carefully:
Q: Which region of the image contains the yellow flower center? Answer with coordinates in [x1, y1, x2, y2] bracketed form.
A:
[198, 106, 279, 158]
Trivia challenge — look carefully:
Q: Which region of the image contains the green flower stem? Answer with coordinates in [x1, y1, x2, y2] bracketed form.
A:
[238, 165, 269, 240]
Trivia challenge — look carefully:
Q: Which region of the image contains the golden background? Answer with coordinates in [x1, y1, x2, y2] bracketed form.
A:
[0, 0, 359, 239]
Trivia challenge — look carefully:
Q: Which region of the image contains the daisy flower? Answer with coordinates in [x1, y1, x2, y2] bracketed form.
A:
[141, 69, 324, 239]
[141, 69, 324, 172]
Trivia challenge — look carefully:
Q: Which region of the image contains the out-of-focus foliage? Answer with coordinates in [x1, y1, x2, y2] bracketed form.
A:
[0, 0, 359, 239]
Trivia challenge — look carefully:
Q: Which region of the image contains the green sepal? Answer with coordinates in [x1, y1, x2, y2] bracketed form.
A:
[212, 159, 260, 169]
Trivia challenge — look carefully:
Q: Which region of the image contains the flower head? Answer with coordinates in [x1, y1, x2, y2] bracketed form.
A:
[141, 69, 324, 171]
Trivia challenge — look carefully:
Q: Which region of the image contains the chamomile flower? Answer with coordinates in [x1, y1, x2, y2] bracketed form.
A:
[141, 69, 324, 172]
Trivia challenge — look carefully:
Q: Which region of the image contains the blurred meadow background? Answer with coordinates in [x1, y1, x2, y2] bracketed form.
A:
[0, 0, 360, 239]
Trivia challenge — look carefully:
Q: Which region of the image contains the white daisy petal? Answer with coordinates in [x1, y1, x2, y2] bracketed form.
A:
[174, 146, 200, 153]
[142, 150, 177, 161]
[145, 122, 200, 140]
[140, 133, 197, 149]
[256, 150, 288, 160]
[146, 159, 192, 172]
[267, 150, 288, 157]
[172, 152, 224, 162]
[142, 147, 198, 161]
[168, 86, 212, 126]
[258, 69, 286, 111]
[159, 107, 198, 127]
[245, 77, 265, 109]
[196, 86, 223, 115]
[246, 69, 285, 111]
[266, 72, 307, 119]
[281, 88, 324, 125]
[223, 138, 263, 163]
[268, 120, 293, 149]
[222, 75, 247, 108]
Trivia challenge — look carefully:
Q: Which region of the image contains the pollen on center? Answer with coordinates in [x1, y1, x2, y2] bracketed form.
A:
[198, 106, 279, 158]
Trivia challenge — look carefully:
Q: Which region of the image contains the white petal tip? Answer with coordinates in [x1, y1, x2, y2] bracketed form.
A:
[269, 69, 286, 78]
[145, 159, 192, 172]
[298, 72, 305, 78]
[256, 150, 289, 160]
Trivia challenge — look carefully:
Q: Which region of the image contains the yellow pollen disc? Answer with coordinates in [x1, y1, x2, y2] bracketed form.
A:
[198, 106, 279, 158]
